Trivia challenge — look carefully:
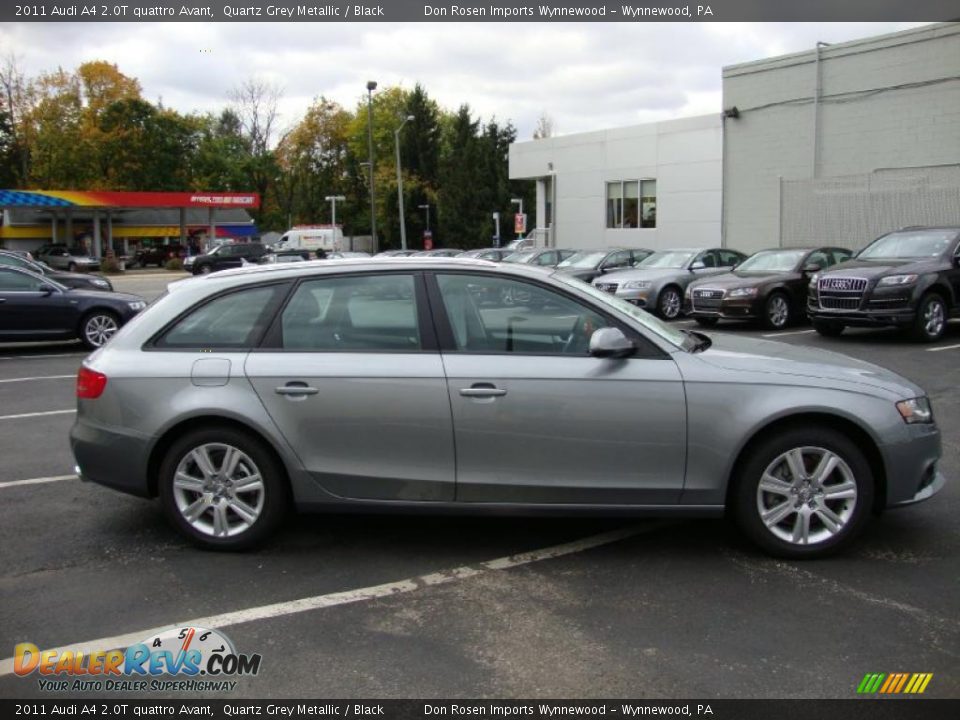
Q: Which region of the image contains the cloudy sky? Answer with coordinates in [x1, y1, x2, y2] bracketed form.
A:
[0, 21, 930, 139]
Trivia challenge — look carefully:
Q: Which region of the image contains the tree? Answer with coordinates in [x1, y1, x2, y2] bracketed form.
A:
[192, 110, 252, 191]
[229, 78, 283, 225]
[0, 53, 30, 185]
[533, 112, 555, 140]
[438, 105, 485, 247]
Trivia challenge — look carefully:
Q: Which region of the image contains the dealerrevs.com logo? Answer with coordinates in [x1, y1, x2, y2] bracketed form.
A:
[857, 672, 934, 695]
[14, 626, 261, 693]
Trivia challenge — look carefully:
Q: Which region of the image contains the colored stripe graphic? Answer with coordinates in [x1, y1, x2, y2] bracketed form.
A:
[858, 672, 932, 694]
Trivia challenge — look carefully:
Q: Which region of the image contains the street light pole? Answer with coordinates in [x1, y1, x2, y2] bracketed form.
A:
[325, 195, 345, 250]
[366, 80, 378, 253]
[394, 115, 415, 251]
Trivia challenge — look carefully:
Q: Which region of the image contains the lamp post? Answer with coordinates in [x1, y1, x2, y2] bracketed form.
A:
[394, 114, 415, 251]
[365, 80, 378, 252]
[418, 203, 431, 232]
[325, 195, 345, 250]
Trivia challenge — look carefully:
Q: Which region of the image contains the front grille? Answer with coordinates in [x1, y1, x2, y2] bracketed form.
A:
[692, 288, 723, 311]
[595, 283, 618, 294]
[818, 276, 867, 310]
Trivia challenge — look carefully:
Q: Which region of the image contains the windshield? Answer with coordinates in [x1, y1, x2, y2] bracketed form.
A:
[736, 250, 807, 273]
[554, 272, 687, 349]
[858, 230, 956, 260]
[503, 251, 535, 264]
[557, 250, 608, 269]
[638, 251, 696, 269]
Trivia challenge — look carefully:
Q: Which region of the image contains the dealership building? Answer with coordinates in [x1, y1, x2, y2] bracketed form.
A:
[509, 22, 960, 255]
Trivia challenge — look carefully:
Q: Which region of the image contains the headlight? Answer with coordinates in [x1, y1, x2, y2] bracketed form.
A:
[128, 301, 147, 311]
[878, 274, 919, 286]
[808, 273, 820, 288]
[685, 286, 694, 298]
[727, 287, 758, 298]
[92, 279, 110, 288]
[623, 280, 651, 290]
[896, 397, 933, 424]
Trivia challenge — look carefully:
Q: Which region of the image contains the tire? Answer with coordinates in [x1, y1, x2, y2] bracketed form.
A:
[198, 264, 213, 275]
[694, 316, 719, 328]
[79, 310, 120, 350]
[812, 319, 844, 337]
[158, 426, 289, 551]
[67, 262, 77, 272]
[732, 427, 874, 559]
[762, 292, 791, 331]
[657, 286, 683, 320]
[910, 293, 947, 343]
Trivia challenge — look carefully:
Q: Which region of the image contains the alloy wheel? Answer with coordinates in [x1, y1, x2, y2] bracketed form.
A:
[660, 289, 681, 319]
[924, 298, 945, 339]
[172, 443, 265, 539]
[756, 446, 857, 546]
[767, 295, 789, 328]
[83, 313, 119, 348]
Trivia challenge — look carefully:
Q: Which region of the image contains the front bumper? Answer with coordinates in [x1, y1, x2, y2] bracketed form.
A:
[595, 285, 657, 309]
[71, 417, 153, 498]
[881, 423, 945, 508]
[808, 284, 919, 327]
[687, 296, 763, 320]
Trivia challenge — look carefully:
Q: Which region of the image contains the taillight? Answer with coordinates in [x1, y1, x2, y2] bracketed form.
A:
[76, 367, 108, 399]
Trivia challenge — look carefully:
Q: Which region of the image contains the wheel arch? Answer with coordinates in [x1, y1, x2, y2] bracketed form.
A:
[723, 412, 887, 514]
[146, 414, 293, 498]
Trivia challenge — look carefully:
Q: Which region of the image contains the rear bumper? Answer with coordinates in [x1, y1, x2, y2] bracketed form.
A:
[70, 418, 153, 498]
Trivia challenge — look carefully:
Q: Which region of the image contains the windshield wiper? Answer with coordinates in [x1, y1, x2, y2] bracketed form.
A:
[683, 329, 713, 353]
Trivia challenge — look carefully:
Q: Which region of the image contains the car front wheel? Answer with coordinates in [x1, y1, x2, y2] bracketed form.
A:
[657, 286, 682, 319]
[763, 292, 791, 330]
[733, 427, 873, 558]
[80, 311, 119, 349]
[911, 293, 947, 343]
[158, 427, 288, 550]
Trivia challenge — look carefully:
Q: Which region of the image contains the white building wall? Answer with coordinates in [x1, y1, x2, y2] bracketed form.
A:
[510, 114, 722, 251]
[722, 22, 960, 253]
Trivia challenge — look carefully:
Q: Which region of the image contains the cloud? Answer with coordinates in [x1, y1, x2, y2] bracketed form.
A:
[0, 21, 931, 139]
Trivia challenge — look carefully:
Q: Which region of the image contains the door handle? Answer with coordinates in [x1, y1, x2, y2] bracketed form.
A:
[459, 384, 507, 398]
[275, 383, 319, 396]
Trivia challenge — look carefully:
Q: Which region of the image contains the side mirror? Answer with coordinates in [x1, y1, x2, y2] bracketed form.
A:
[39, 285, 54, 296]
[690, 261, 706, 270]
[589, 327, 637, 359]
[802, 263, 822, 273]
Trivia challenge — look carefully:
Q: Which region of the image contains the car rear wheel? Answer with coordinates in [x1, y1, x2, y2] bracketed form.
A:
[911, 293, 947, 343]
[733, 427, 873, 558]
[658, 286, 682, 320]
[68, 262, 77, 272]
[80, 311, 119, 349]
[694, 316, 719, 327]
[158, 427, 288, 551]
[199, 264, 213, 275]
[812, 319, 844, 337]
[762, 292, 791, 330]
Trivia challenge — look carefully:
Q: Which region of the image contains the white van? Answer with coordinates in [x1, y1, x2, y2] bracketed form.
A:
[273, 226, 343, 254]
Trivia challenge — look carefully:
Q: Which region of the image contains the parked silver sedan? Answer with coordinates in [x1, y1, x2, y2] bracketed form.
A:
[71, 259, 945, 557]
[594, 248, 747, 319]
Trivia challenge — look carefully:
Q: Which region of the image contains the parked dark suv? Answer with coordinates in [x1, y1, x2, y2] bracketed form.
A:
[808, 227, 960, 342]
[133, 243, 186, 268]
[187, 242, 268, 275]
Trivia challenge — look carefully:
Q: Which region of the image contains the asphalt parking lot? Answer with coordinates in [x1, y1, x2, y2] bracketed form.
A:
[1, 271, 958, 699]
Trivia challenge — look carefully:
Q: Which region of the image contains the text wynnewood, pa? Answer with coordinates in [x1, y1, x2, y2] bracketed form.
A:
[422, 5, 713, 18]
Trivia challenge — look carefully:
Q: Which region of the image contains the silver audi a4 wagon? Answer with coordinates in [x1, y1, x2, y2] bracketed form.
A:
[70, 258, 946, 557]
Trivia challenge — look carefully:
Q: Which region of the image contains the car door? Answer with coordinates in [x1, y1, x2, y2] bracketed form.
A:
[948, 240, 960, 311]
[429, 272, 687, 505]
[245, 272, 455, 502]
[0, 269, 77, 337]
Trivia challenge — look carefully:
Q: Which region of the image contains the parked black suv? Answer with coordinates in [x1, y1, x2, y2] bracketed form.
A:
[132, 243, 186, 268]
[187, 242, 268, 275]
[808, 227, 960, 342]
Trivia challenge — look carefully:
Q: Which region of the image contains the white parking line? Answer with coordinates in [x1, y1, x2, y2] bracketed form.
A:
[762, 329, 817, 338]
[0, 474, 78, 490]
[0, 353, 85, 360]
[0, 524, 657, 677]
[927, 343, 960, 352]
[0, 409, 75, 421]
[0, 374, 75, 384]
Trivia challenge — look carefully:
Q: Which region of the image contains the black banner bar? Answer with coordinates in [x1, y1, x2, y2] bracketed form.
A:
[4, 0, 960, 23]
[2, 700, 960, 720]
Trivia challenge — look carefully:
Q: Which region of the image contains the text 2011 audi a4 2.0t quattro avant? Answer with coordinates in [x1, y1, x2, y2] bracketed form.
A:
[70, 259, 946, 558]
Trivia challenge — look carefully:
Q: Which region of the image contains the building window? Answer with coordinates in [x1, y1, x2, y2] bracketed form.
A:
[607, 180, 656, 228]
